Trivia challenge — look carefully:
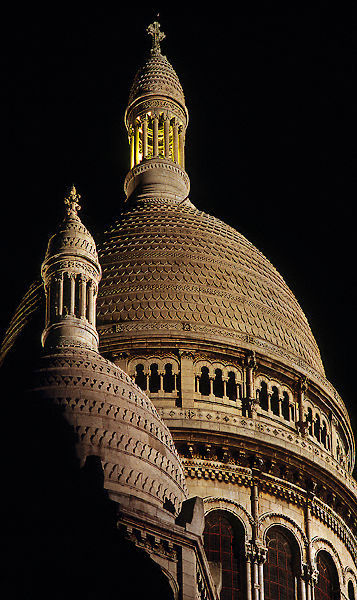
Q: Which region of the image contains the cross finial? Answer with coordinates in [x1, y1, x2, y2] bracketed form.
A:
[64, 184, 81, 216]
[147, 19, 165, 54]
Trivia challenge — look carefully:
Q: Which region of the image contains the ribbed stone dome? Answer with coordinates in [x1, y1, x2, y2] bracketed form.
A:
[97, 198, 325, 378]
[128, 51, 185, 108]
[29, 347, 188, 518]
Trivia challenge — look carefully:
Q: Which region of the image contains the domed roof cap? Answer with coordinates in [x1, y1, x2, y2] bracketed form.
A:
[30, 347, 188, 518]
[128, 21, 186, 108]
[44, 186, 99, 267]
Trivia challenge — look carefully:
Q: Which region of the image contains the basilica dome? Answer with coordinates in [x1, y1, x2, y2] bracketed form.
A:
[97, 196, 325, 379]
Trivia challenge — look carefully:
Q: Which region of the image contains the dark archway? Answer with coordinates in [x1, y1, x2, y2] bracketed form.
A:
[315, 551, 340, 600]
[264, 526, 301, 600]
[203, 510, 246, 600]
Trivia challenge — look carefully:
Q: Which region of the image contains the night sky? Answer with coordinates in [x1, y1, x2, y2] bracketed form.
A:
[2, 6, 357, 432]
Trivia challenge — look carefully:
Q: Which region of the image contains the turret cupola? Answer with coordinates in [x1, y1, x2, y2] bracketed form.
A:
[124, 21, 190, 202]
[41, 186, 102, 351]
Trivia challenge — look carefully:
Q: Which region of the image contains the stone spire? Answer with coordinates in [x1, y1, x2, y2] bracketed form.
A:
[41, 186, 102, 351]
[124, 21, 190, 203]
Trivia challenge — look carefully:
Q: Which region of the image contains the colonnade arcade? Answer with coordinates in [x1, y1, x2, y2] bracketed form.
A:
[124, 354, 349, 468]
[128, 111, 186, 169]
[202, 507, 347, 600]
[45, 270, 98, 327]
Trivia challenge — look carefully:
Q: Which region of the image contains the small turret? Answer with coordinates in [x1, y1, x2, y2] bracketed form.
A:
[41, 186, 102, 351]
[124, 21, 190, 202]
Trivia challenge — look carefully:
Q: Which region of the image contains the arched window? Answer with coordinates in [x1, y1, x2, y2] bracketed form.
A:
[163, 363, 175, 393]
[321, 421, 327, 448]
[226, 372, 237, 401]
[314, 414, 321, 442]
[203, 511, 245, 600]
[149, 363, 160, 393]
[258, 381, 269, 411]
[135, 364, 147, 390]
[264, 527, 300, 600]
[271, 387, 280, 416]
[307, 408, 313, 435]
[349, 580, 355, 600]
[199, 366, 210, 396]
[213, 369, 224, 398]
[315, 551, 339, 600]
[281, 392, 290, 421]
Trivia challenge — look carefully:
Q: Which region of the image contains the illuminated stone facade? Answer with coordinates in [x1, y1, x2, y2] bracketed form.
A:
[2, 21, 357, 600]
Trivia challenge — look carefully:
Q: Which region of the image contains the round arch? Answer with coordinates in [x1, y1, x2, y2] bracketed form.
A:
[258, 512, 308, 564]
[203, 496, 253, 541]
[203, 508, 247, 600]
[314, 549, 340, 600]
[312, 537, 345, 589]
[263, 525, 303, 600]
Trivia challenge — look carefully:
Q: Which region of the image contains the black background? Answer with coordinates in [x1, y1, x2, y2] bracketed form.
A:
[2, 5, 357, 434]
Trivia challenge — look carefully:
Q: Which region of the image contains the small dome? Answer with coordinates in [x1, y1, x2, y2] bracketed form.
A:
[128, 51, 186, 108]
[29, 347, 188, 518]
[44, 211, 99, 266]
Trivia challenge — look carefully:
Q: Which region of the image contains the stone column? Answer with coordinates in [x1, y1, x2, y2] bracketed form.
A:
[129, 127, 135, 169]
[153, 115, 159, 157]
[209, 376, 214, 398]
[300, 572, 307, 600]
[44, 285, 50, 326]
[257, 552, 267, 600]
[79, 276, 87, 319]
[173, 121, 179, 163]
[222, 378, 228, 400]
[179, 350, 195, 408]
[69, 273, 76, 315]
[159, 371, 164, 393]
[178, 125, 185, 167]
[142, 116, 148, 159]
[253, 561, 260, 600]
[57, 275, 64, 316]
[246, 554, 252, 600]
[164, 116, 170, 158]
[244, 350, 258, 417]
[134, 121, 140, 165]
[304, 489, 317, 600]
[87, 280, 95, 325]
[296, 376, 308, 435]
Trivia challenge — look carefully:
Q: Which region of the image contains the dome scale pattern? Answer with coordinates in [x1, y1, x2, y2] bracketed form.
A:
[96, 198, 324, 378]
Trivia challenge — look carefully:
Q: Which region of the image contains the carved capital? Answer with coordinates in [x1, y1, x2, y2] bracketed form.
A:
[179, 349, 195, 360]
[243, 349, 258, 371]
[246, 542, 267, 563]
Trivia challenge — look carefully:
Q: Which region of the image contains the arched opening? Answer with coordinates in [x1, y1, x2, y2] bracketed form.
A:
[307, 407, 313, 435]
[321, 421, 327, 448]
[149, 363, 160, 393]
[270, 387, 280, 416]
[203, 510, 245, 600]
[264, 526, 301, 600]
[163, 363, 175, 393]
[315, 550, 340, 600]
[226, 372, 237, 401]
[134, 364, 147, 390]
[199, 366, 210, 396]
[258, 381, 269, 411]
[281, 392, 290, 421]
[314, 414, 321, 442]
[348, 580, 355, 600]
[213, 369, 224, 398]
